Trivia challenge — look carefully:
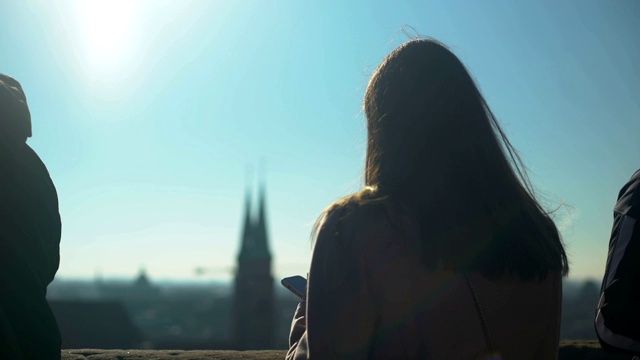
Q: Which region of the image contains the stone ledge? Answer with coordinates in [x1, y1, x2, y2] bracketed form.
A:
[62, 349, 287, 360]
[558, 340, 631, 360]
[61, 341, 633, 359]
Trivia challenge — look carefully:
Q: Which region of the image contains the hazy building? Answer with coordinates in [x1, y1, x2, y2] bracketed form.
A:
[232, 182, 274, 349]
[50, 300, 144, 349]
[127, 267, 162, 301]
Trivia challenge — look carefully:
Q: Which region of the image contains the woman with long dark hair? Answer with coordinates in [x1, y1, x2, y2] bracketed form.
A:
[286, 39, 569, 360]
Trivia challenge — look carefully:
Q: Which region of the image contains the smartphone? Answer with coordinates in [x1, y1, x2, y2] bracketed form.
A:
[281, 275, 307, 299]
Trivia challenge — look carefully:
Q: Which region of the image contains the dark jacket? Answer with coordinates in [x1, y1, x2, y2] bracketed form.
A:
[0, 140, 62, 359]
[0, 74, 61, 360]
[596, 169, 640, 356]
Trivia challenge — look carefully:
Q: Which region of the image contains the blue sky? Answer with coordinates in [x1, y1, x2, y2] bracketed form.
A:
[1, 0, 638, 282]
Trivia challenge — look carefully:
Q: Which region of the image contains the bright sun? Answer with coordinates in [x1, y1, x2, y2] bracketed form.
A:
[73, 0, 138, 78]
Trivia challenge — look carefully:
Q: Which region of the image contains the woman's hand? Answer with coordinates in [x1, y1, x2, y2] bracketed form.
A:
[288, 287, 307, 347]
[286, 294, 308, 359]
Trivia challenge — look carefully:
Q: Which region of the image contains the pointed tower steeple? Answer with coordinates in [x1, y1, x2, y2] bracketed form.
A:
[238, 161, 271, 261]
[232, 162, 274, 349]
[253, 179, 272, 259]
[238, 182, 255, 258]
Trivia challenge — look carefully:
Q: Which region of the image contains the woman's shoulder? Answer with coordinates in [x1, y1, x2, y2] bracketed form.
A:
[315, 190, 417, 251]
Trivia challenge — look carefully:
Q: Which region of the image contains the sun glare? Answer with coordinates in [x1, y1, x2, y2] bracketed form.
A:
[59, 0, 214, 100]
[73, 0, 138, 79]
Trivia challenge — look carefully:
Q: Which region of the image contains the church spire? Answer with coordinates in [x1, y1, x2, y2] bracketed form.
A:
[239, 184, 253, 256]
[253, 159, 271, 258]
[232, 161, 274, 349]
[237, 164, 271, 260]
[253, 179, 271, 258]
[239, 166, 256, 259]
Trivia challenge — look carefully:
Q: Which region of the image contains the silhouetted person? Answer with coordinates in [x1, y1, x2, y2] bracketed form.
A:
[596, 169, 640, 358]
[0, 74, 62, 359]
[287, 39, 568, 359]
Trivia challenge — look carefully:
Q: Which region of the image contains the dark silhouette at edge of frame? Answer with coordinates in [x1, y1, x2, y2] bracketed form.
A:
[595, 169, 640, 358]
[0, 74, 62, 359]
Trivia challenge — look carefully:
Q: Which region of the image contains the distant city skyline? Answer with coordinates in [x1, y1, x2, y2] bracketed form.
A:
[1, 0, 638, 282]
[46, 275, 604, 346]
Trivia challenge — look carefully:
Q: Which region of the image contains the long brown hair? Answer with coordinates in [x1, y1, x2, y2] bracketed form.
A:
[321, 39, 568, 280]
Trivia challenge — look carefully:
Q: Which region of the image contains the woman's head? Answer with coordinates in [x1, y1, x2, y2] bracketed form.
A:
[355, 39, 568, 278]
[364, 39, 513, 198]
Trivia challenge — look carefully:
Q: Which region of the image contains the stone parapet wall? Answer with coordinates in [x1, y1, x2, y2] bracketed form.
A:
[62, 349, 287, 360]
[62, 341, 633, 360]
